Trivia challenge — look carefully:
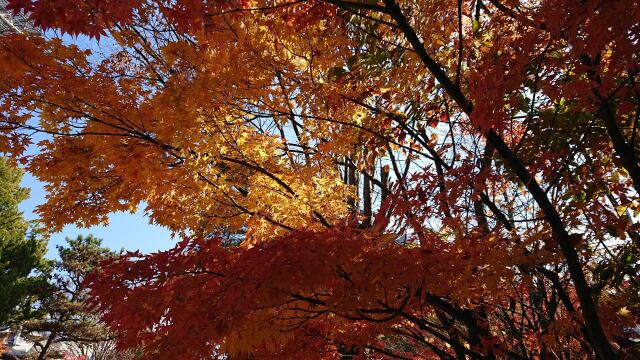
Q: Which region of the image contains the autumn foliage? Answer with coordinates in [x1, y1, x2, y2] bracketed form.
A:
[1, 0, 639, 359]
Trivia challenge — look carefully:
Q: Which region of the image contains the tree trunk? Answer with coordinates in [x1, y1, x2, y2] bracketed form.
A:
[362, 173, 372, 227]
[37, 331, 57, 360]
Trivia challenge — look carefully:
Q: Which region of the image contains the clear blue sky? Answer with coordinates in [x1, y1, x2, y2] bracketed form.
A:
[19, 171, 176, 259]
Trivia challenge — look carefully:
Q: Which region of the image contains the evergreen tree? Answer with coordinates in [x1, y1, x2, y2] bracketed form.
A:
[22, 235, 130, 360]
[0, 158, 48, 325]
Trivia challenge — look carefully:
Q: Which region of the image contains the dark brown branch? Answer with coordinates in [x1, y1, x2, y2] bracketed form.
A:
[597, 100, 640, 195]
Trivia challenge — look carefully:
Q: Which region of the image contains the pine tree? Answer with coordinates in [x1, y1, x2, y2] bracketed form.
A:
[0, 158, 48, 325]
[22, 235, 129, 360]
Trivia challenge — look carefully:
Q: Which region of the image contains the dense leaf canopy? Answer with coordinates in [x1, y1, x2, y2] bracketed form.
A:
[1, 0, 639, 359]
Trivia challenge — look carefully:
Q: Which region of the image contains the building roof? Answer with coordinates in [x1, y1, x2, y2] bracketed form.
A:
[0, 0, 36, 35]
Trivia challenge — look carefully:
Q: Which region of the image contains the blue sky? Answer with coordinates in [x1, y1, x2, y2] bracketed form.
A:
[19, 171, 176, 259]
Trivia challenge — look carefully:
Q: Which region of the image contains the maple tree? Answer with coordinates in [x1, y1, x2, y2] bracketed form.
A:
[0, 0, 639, 359]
